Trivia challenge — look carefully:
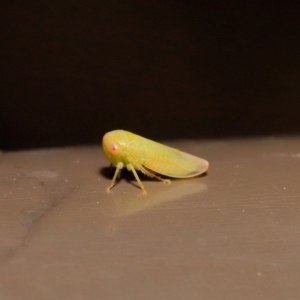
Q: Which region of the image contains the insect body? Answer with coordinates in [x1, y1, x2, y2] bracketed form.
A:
[102, 130, 209, 194]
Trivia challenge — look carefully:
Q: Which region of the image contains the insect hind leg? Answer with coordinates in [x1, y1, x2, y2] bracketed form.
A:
[141, 166, 171, 184]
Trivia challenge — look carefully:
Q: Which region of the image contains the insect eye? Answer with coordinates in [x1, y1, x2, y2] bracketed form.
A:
[109, 143, 119, 154]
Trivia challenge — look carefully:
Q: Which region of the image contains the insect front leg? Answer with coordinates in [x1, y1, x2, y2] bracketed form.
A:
[106, 162, 124, 192]
[109, 163, 122, 178]
[127, 164, 147, 195]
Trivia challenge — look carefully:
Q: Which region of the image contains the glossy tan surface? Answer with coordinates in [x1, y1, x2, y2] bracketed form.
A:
[0, 137, 300, 299]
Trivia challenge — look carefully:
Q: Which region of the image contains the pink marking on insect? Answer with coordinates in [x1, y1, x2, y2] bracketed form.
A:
[111, 143, 117, 150]
[109, 143, 119, 155]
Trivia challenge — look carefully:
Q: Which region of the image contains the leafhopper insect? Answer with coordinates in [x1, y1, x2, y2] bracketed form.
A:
[102, 130, 209, 194]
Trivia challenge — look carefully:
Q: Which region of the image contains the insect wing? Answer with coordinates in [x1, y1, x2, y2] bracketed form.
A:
[140, 137, 209, 178]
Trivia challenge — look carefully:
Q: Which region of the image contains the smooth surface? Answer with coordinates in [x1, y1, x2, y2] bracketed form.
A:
[0, 137, 300, 299]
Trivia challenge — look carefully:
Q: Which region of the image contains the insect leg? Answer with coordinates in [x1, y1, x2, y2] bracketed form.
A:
[141, 166, 171, 184]
[127, 164, 147, 195]
[151, 173, 171, 184]
[106, 162, 124, 192]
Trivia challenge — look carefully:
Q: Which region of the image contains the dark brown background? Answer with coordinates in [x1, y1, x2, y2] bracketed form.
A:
[1, 1, 300, 150]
